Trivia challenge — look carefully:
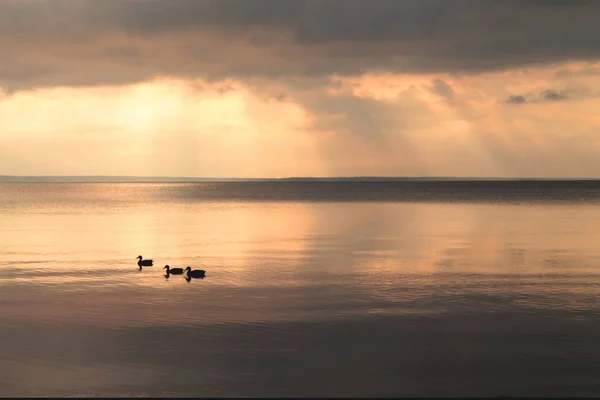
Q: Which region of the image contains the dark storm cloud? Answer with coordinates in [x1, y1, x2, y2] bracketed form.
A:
[1, 0, 600, 90]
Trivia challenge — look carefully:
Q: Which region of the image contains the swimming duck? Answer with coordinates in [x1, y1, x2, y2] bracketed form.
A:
[136, 255, 154, 269]
[184, 266, 206, 281]
[163, 265, 184, 275]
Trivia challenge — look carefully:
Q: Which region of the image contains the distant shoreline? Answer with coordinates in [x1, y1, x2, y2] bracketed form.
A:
[2, 175, 600, 183]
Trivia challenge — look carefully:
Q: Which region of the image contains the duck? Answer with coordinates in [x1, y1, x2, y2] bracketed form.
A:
[163, 265, 184, 275]
[136, 255, 154, 270]
[184, 266, 206, 281]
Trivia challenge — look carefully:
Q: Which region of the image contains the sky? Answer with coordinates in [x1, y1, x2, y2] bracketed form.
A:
[1, 0, 600, 178]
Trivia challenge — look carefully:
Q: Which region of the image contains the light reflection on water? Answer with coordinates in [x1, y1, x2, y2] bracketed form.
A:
[0, 183, 599, 396]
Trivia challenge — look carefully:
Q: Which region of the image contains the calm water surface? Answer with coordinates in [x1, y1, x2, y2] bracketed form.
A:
[0, 182, 599, 397]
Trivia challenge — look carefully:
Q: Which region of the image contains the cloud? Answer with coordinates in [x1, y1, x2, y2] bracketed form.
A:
[3, 65, 600, 178]
[505, 88, 577, 104]
[542, 89, 568, 101]
[555, 65, 600, 78]
[507, 95, 527, 105]
[432, 79, 455, 104]
[2, 0, 600, 91]
[3, 2, 600, 178]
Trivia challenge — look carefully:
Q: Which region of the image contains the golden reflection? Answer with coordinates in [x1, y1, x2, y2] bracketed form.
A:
[343, 202, 600, 308]
[111, 201, 317, 288]
[2, 189, 600, 327]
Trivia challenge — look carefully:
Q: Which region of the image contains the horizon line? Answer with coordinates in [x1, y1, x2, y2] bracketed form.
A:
[2, 175, 600, 182]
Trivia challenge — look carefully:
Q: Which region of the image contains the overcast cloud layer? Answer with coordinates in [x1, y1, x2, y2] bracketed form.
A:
[2, 1, 600, 178]
[2, 0, 600, 90]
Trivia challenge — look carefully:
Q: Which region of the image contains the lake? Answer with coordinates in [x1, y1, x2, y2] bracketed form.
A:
[0, 181, 599, 397]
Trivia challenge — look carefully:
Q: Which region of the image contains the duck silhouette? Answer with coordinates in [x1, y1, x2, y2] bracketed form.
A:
[184, 266, 206, 282]
[163, 265, 184, 275]
[136, 255, 154, 270]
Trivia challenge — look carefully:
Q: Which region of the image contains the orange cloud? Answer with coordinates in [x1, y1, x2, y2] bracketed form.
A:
[2, 60, 600, 178]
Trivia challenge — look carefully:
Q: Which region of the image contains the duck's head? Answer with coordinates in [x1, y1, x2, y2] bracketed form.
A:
[136, 255, 142, 260]
[185, 266, 191, 271]
[163, 265, 170, 270]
